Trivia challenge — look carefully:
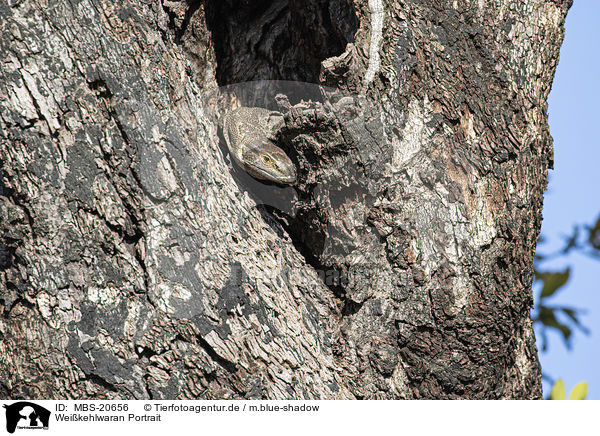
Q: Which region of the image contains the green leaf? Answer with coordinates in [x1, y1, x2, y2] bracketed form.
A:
[539, 268, 570, 298]
[550, 379, 565, 400]
[568, 382, 588, 400]
[536, 306, 572, 345]
[560, 307, 590, 331]
[561, 307, 580, 323]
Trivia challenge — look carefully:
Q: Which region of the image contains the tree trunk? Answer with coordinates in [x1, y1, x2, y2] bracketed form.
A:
[0, 0, 570, 399]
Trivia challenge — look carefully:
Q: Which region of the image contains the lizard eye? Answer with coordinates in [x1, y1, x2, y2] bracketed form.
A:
[262, 155, 273, 165]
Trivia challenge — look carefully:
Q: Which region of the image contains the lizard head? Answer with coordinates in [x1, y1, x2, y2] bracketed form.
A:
[242, 140, 297, 185]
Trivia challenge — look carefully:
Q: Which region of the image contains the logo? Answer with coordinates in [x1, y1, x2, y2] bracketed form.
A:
[2, 402, 50, 434]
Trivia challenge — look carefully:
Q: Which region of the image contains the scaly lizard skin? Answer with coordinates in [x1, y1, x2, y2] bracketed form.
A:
[222, 107, 297, 185]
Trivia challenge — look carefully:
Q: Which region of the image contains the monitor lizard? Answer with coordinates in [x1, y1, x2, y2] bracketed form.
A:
[222, 107, 297, 185]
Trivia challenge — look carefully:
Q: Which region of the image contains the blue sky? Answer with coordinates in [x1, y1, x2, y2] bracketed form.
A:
[536, 0, 600, 399]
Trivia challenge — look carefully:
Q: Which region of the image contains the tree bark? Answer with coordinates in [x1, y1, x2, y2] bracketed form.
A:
[0, 0, 570, 399]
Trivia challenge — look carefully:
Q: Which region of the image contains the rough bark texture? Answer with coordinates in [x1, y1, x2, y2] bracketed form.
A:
[0, 0, 570, 399]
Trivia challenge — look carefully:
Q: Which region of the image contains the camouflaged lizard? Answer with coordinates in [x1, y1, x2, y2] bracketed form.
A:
[222, 107, 297, 185]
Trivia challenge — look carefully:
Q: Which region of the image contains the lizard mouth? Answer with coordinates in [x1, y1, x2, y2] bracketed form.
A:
[278, 173, 297, 184]
[246, 163, 296, 185]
